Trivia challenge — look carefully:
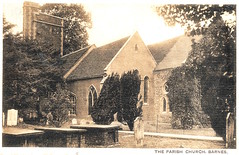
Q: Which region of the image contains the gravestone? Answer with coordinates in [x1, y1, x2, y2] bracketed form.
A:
[7, 109, 18, 126]
[3, 113, 5, 127]
[134, 117, 144, 147]
[72, 118, 77, 125]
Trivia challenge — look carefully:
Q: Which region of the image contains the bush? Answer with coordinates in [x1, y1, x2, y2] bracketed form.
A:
[167, 67, 211, 129]
[120, 70, 142, 130]
[91, 70, 143, 130]
[40, 84, 72, 127]
[91, 73, 121, 125]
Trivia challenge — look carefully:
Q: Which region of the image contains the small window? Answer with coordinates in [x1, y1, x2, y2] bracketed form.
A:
[135, 44, 138, 51]
[163, 97, 167, 112]
[163, 82, 169, 94]
[144, 76, 149, 103]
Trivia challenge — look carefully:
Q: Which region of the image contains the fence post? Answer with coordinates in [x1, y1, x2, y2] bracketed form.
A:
[226, 113, 230, 148]
[226, 112, 235, 148]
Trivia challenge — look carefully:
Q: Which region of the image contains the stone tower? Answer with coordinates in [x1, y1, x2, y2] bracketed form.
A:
[23, 1, 40, 40]
[23, 1, 64, 56]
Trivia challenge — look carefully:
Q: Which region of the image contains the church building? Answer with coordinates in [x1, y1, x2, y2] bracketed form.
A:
[23, 1, 202, 129]
[61, 32, 201, 127]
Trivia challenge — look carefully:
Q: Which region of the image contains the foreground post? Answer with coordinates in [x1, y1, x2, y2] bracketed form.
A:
[134, 117, 144, 147]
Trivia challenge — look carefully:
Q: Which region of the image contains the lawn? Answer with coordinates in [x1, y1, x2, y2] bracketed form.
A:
[117, 132, 225, 149]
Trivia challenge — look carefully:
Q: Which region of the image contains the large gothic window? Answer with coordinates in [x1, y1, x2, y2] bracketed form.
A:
[88, 85, 97, 115]
[144, 76, 149, 104]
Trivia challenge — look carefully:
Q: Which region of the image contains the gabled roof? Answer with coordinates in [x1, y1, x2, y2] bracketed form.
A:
[154, 35, 202, 71]
[66, 36, 130, 81]
[61, 46, 92, 75]
[148, 36, 182, 64]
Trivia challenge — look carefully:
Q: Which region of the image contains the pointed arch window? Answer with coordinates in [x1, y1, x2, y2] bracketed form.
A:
[144, 76, 149, 104]
[88, 85, 97, 115]
[163, 97, 167, 112]
[69, 93, 77, 115]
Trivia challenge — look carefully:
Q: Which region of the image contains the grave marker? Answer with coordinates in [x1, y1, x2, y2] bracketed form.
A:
[7, 109, 18, 126]
[134, 117, 144, 147]
[2, 113, 5, 127]
[72, 118, 77, 125]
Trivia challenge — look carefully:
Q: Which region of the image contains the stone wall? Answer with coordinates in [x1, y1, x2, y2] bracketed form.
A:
[153, 69, 173, 124]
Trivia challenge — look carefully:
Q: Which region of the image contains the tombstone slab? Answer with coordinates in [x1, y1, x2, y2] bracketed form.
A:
[2, 128, 44, 147]
[35, 127, 86, 147]
[70, 124, 120, 146]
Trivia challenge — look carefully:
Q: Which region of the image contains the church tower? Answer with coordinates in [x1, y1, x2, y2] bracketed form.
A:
[23, 1, 64, 56]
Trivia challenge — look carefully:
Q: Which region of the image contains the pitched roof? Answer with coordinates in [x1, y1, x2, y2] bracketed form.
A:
[66, 36, 130, 81]
[61, 46, 92, 75]
[154, 35, 202, 71]
[147, 36, 182, 63]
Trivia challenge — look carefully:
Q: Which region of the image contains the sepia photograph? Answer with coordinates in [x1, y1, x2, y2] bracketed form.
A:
[1, 0, 237, 154]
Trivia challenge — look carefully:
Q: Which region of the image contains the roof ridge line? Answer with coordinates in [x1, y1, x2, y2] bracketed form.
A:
[103, 32, 135, 71]
[95, 36, 130, 49]
[63, 44, 96, 79]
[147, 35, 184, 46]
[61, 45, 93, 58]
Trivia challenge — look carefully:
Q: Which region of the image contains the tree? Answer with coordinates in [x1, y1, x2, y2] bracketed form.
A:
[167, 67, 211, 129]
[40, 84, 73, 127]
[91, 73, 121, 125]
[3, 17, 16, 37]
[90, 70, 143, 130]
[156, 5, 236, 138]
[3, 17, 25, 112]
[156, 5, 236, 35]
[3, 18, 72, 126]
[40, 3, 92, 55]
[120, 70, 142, 131]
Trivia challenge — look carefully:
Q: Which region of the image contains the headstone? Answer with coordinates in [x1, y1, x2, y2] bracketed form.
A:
[2, 113, 5, 127]
[72, 118, 77, 125]
[7, 109, 18, 126]
[114, 112, 118, 121]
[134, 117, 144, 147]
[19, 117, 24, 123]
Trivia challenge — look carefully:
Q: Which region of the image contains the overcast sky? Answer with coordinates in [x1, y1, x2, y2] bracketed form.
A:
[2, 0, 186, 46]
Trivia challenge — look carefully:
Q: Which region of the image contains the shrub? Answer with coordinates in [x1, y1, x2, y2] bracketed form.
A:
[91, 70, 143, 130]
[120, 70, 142, 130]
[91, 73, 121, 125]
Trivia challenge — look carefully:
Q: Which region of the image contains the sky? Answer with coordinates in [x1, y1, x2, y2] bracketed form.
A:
[2, 0, 185, 46]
